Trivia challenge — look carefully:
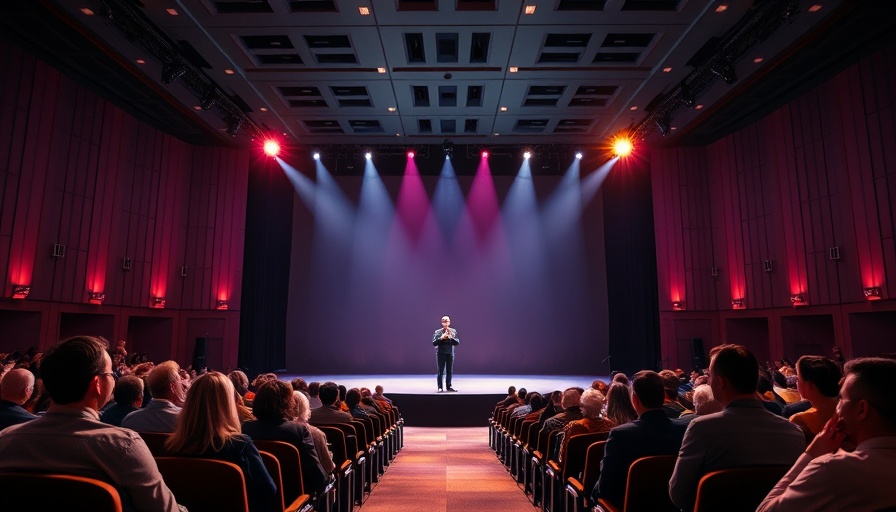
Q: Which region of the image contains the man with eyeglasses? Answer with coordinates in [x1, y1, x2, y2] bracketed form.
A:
[0, 336, 184, 512]
[758, 357, 896, 511]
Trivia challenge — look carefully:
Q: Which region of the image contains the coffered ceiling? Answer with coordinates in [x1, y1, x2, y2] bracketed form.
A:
[2, 0, 892, 150]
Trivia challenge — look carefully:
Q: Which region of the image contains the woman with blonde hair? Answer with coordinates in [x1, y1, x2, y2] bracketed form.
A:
[166, 372, 276, 512]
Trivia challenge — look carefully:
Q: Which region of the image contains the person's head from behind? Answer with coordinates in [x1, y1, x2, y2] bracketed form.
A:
[580, 388, 605, 419]
[611, 373, 629, 386]
[527, 392, 545, 411]
[560, 388, 582, 410]
[0, 368, 35, 404]
[630, 370, 665, 414]
[228, 370, 249, 396]
[658, 369, 680, 401]
[166, 371, 239, 454]
[40, 336, 112, 408]
[252, 379, 295, 421]
[507, 386, 516, 396]
[290, 378, 308, 393]
[375, 385, 384, 395]
[113, 375, 144, 407]
[345, 388, 362, 409]
[591, 379, 609, 395]
[692, 384, 722, 415]
[796, 355, 842, 400]
[319, 381, 340, 406]
[146, 361, 186, 406]
[294, 391, 312, 422]
[517, 387, 528, 400]
[309, 381, 321, 397]
[837, 357, 896, 446]
[606, 382, 637, 424]
[709, 344, 759, 406]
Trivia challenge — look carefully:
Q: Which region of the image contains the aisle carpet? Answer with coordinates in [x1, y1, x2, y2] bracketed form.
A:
[360, 427, 534, 512]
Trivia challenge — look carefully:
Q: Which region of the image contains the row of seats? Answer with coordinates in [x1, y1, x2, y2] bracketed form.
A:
[488, 405, 788, 512]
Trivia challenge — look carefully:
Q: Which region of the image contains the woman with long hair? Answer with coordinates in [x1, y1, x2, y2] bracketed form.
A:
[165, 372, 276, 512]
[241, 379, 329, 495]
[605, 382, 638, 426]
[293, 390, 336, 474]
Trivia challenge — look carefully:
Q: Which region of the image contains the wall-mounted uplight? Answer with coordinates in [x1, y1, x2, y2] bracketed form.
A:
[672, 301, 685, 311]
[11, 285, 30, 300]
[216, 300, 229, 310]
[790, 293, 808, 307]
[152, 297, 166, 309]
[731, 298, 745, 310]
[863, 287, 882, 300]
[88, 291, 105, 305]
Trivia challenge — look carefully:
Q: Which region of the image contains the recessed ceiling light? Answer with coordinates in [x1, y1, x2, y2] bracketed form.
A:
[671, 126, 678, 131]
[359, 6, 370, 15]
[753, 57, 764, 63]
[136, 59, 146, 64]
[494, 133, 499, 136]
[662, 67, 673, 73]
[524, 5, 536, 15]
[193, 105, 201, 110]
[396, 133, 401, 136]
[166, 8, 178, 15]
[808, 4, 823, 12]
[509, 66, 519, 73]
[259, 107, 268, 112]
[224, 69, 235, 75]
[387, 107, 397, 112]
[630, 106, 638, 111]
[500, 106, 508, 112]
[377, 67, 386, 74]
[80, 8, 95, 15]
[715, 4, 728, 13]
[695, 104, 704, 110]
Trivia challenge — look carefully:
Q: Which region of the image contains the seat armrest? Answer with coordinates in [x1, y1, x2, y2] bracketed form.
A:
[596, 497, 620, 512]
[567, 477, 584, 494]
[285, 494, 313, 512]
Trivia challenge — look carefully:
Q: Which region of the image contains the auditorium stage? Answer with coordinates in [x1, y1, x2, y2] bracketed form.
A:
[279, 374, 602, 427]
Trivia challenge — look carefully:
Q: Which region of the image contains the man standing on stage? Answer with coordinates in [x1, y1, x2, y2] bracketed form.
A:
[432, 315, 459, 392]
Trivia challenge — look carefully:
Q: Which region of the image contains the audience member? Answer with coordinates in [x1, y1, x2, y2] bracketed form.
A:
[0, 336, 182, 512]
[669, 344, 806, 511]
[758, 357, 896, 511]
[242, 379, 329, 495]
[372, 384, 392, 405]
[537, 390, 562, 426]
[659, 369, 687, 418]
[605, 382, 637, 427]
[611, 373, 629, 386]
[690, 383, 722, 416]
[228, 370, 250, 398]
[294, 390, 336, 474]
[0, 368, 38, 430]
[789, 355, 842, 443]
[541, 388, 583, 434]
[511, 391, 542, 418]
[166, 372, 276, 512]
[506, 387, 528, 412]
[498, 386, 520, 408]
[290, 377, 309, 394]
[591, 379, 609, 396]
[558, 388, 614, 464]
[308, 381, 323, 409]
[310, 381, 353, 424]
[101, 375, 144, 427]
[345, 387, 370, 419]
[122, 361, 185, 433]
[593, 370, 688, 509]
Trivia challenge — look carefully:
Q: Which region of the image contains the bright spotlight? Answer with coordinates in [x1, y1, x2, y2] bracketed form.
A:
[575, 152, 583, 160]
[365, 152, 372, 160]
[481, 150, 489, 158]
[612, 137, 634, 158]
[263, 140, 280, 157]
[407, 150, 415, 158]
[523, 151, 531, 160]
[313, 152, 320, 160]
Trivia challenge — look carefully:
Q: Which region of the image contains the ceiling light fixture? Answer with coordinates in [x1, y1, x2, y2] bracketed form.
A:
[808, 4, 823, 12]
[224, 69, 235, 75]
[524, 5, 536, 15]
[500, 106, 508, 112]
[377, 67, 386, 74]
[166, 8, 178, 15]
[81, 8, 95, 15]
[662, 66, 673, 73]
[509, 66, 519, 73]
[387, 107, 397, 112]
[359, 6, 370, 15]
[715, 4, 729, 13]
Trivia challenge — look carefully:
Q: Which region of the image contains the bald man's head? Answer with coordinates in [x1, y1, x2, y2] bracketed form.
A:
[1, 369, 35, 404]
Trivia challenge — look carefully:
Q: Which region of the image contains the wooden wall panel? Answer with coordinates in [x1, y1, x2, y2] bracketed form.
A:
[0, 41, 248, 365]
[653, 42, 896, 366]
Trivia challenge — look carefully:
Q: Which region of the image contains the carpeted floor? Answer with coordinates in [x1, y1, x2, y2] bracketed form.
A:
[359, 427, 534, 512]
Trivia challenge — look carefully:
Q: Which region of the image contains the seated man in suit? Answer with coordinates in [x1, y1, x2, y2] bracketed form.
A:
[593, 370, 688, 508]
[758, 357, 896, 511]
[309, 381, 353, 424]
[0, 368, 38, 430]
[0, 336, 183, 512]
[669, 344, 806, 511]
[100, 375, 144, 427]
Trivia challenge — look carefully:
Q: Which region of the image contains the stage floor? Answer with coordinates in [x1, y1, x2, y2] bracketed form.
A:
[277, 374, 603, 395]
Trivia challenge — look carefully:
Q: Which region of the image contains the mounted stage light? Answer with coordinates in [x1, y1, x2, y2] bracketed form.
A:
[481, 150, 489, 158]
[575, 152, 583, 160]
[612, 136, 634, 157]
[523, 151, 531, 160]
[161, 60, 187, 84]
[200, 86, 218, 110]
[313, 151, 321, 160]
[226, 116, 242, 137]
[263, 140, 280, 157]
[442, 139, 454, 159]
[407, 149, 415, 158]
[711, 58, 737, 84]
[365, 152, 372, 160]
[655, 116, 671, 137]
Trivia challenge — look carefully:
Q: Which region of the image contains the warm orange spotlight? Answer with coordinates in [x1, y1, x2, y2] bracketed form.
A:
[263, 140, 280, 157]
[612, 136, 634, 158]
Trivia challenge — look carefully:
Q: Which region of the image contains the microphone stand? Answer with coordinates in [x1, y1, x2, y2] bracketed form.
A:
[601, 355, 612, 377]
